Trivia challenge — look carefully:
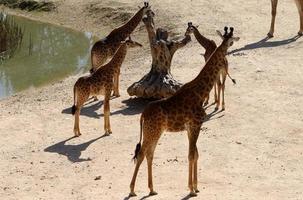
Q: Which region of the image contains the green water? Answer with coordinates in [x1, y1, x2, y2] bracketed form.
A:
[0, 14, 95, 99]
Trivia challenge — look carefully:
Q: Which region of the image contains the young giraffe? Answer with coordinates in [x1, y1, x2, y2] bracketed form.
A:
[268, 0, 303, 37]
[185, 22, 236, 110]
[129, 27, 239, 197]
[90, 2, 151, 73]
[72, 37, 142, 136]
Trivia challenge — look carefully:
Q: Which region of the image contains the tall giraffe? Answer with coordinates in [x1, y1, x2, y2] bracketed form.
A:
[186, 22, 236, 110]
[268, 0, 303, 37]
[72, 37, 142, 136]
[129, 27, 240, 197]
[90, 2, 152, 73]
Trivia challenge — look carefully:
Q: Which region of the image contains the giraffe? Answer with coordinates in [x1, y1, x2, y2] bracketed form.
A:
[268, 0, 303, 37]
[185, 22, 236, 110]
[129, 27, 239, 197]
[90, 2, 152, 74]
[72, 37, 142, 137]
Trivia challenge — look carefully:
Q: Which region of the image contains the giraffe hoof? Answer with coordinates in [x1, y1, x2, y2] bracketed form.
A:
[104, 131, 112, 136]
[129, 192, 137, 197]
[221, 108, 225, 111]
[189, 191, 197, 197]
[194, 189, 200, 193]
[74, 131, 81, 137]
[298, 31, 303, 36]
[149, 191, 158, 196]
[267, 32, 274, 38]
[214, 107, 219, 111]
[203, 102, 209, 106]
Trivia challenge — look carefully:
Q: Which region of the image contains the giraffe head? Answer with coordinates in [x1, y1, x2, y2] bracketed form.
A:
[122, 36, 143, 48]
[156, 28, 169, 41]
[216, 27, 240, 47]
[185, 22, 198, 36]
[142, 1, 152, 16]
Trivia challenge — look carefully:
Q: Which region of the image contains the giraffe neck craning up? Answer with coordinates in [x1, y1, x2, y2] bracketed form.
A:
[107, 7, 145, 42]
[192, 26, 216, 50]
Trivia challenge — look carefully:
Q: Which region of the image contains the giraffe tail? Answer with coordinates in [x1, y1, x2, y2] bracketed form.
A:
[228, 73, 236, 84]
[225, 67, 236, 84]
[132, 114, 144, 163]
[72, 85, 77, 115]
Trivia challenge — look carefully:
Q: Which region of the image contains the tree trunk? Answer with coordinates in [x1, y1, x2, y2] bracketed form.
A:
[127, 65, 182, 99]
[127, 12, 190, 99]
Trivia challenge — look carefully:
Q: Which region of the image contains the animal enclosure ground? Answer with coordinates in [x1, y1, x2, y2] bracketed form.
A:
[0, 0, 303, 199]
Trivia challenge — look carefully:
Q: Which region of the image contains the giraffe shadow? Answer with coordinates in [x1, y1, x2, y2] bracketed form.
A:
[204, 109, 225, 123]
[110, 97, 151, 116]
[202, 102, 225, 122]
[44, 135, 105, 162]
[180, 194, 197, 200]
[228, 34, 301, 55]
[62, 97, 149, 119]
[61, 100, 103, 119]
[123, 193, 198, 200]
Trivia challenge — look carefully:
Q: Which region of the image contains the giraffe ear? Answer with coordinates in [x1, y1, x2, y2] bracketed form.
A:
[232, 37, 240, 41]
[216, 30, 224, 40]
[196, 25, 199, 28]
[151, 10, 155, 17]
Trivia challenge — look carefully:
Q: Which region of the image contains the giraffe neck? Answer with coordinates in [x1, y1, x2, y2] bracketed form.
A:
[192, 43, 228, 98]
[107, 43, 128, 68]
[192, 27, 213, 49]
[107, 7, 144, 42]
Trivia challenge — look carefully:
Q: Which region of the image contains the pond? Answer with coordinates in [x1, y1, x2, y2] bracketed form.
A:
[0, 14, 95, 99]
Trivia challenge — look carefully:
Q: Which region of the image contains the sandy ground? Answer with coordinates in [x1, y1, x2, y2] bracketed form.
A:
[1, 0, 303, 199]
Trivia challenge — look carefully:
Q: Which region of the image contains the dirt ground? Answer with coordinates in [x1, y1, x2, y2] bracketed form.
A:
[1, 0, 303, 199]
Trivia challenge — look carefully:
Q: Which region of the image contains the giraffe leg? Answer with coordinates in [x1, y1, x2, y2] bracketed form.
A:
[73, 88, 88, 137]
[204, 93, 209, 106]
[129, 146, 145, 197]
[193, 147, 199, 193]
[146, 143, 158, 196]
[215, 80, 222, 110]
[268, 0, 278, 38]
[103, 91, 112, 136]
[295, 0, 303, 35]
[187, 127, 200, 197]
[73, 107, 82, 137]
[214, 84, 218, 105]
[221, 73, 227, 111]
[113, 70, 120, 97]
